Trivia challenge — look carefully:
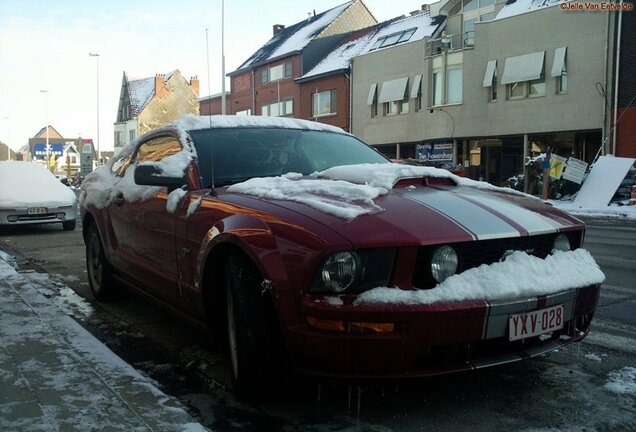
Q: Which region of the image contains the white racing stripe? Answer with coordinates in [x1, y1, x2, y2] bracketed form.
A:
[400, 187, 520, 240]
[452, 187, 561, 235]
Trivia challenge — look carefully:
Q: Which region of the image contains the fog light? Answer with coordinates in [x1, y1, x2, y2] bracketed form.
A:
[56, 213, 66, 220]
[552, 234, 571, 253]
[430, 245, 459, 283]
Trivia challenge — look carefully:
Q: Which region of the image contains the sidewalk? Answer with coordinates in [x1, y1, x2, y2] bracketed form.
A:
[0, 256, 209, 432]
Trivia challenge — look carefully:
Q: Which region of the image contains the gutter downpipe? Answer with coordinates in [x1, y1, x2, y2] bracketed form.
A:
[251, 70, 256, 114]
[348, 61, 353, 133]
[602, 9, 610, 155]
[612, 0, 623, 155]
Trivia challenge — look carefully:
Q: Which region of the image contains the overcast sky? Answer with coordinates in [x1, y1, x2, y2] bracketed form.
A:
[0, 0, 432, 152]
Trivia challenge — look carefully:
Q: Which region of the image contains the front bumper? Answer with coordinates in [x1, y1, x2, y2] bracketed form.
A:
[0, 205, 77, 226]
[287, 285, 600, 379]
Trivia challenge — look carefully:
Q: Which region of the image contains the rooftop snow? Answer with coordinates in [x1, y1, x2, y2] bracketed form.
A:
[127, 70, 177, 117]
[495, 0, 565, 20]
[0, 161, 76, 208]
[237, 1, 353, 71]
[302, 12, 443, 80]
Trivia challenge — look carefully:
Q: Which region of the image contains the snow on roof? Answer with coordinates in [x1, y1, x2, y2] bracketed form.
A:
[301, 12, 443, 80]
[236, 1, 353, 71]
[0, 161, 76, 208]
[126, 70, 177, 117]
[355, 248, 604, 305]
[174, 113, 347, 134]
[495, 0, 565, 20]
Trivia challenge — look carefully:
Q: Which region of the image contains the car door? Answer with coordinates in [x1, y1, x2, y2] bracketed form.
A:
[108, 134, 186, 303]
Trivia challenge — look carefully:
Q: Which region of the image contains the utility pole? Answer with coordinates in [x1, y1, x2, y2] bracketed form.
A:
[40, 90, 50, 170]
[89, 52, 101, 164]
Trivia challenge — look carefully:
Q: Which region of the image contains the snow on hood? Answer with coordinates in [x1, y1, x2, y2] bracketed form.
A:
[227, 163, 540, 220]
[227, 172, 385, 220]
[355, 249, 604, 305]
[0, 161, 76, 208]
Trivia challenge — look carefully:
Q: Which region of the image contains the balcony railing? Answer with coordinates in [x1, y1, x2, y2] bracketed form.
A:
[425, 31, 474, 57]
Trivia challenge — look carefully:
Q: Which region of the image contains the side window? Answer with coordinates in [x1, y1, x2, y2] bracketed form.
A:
[135, 136, 182, 164]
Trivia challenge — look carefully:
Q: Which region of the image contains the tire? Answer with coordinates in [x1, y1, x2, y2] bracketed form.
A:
[62, 220, 76, 231]
[86, 223, 117, 301]
[225, 253, 275, 400]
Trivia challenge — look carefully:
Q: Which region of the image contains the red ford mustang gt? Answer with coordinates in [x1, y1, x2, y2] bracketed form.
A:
[80, 115, 603, 398]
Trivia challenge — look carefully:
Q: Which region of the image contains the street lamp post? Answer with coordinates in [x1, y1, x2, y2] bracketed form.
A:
[89, 52, 100, 165]
[40, 90, 49, 167]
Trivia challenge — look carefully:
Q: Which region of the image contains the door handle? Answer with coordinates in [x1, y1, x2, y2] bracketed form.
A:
[112, 195, 125, 205]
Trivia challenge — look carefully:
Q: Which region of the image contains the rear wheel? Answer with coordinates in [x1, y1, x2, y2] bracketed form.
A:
[225, 253, 275, 400]
[86, 223, 117, 301]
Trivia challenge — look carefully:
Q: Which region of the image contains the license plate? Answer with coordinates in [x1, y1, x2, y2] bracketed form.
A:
[27, 207, 47, 215]
[509, 304, 564, 341]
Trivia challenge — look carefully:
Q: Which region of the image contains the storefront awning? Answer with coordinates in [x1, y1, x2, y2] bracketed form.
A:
[483, 60, 497, 87]
[501, 51, 544, 84]
[550, 47, 567, 77]
[366, 83, 377, 106]
[378, 77, 409, 103]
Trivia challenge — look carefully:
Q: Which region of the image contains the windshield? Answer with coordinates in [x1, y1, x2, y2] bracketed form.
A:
[188, 128, 389, 188]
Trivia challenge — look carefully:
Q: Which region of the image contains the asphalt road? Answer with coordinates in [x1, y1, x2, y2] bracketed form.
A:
[0, 216, 634, 432]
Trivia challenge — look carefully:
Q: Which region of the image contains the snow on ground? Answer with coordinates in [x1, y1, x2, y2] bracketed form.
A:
[605, 367, 636, 395]
[584, 353, 603, 362]
[549, 200, 636, 220]
[0, 161, 76, 208]
[355, 249, 604, 305]
[0, 257, 208, 431]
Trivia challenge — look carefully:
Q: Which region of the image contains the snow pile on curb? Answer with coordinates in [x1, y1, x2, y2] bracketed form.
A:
[605, 367, 636, 395]
[354, 249, 604, 305]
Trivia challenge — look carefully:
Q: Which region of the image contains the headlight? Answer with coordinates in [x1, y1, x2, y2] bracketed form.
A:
[430, 245, 458, 283]
[552, 234, 571, 253]
[320, 252, 357, 293]
[310, 249, 395, 294]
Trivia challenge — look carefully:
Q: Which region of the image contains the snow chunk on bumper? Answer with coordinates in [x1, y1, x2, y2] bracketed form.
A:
[355, 249, 604, 305]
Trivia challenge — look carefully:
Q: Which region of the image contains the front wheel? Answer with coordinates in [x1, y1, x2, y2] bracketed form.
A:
[225, 253, 275, 400]
[86, 223, 117, 301]
[62, 220, 76, 231]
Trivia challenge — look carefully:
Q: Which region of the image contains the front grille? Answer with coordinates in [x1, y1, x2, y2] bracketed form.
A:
[16, 213, 58, 222]
[412, 232, 582, 289]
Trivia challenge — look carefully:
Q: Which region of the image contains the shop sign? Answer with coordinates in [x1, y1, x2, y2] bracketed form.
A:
[549, 155, 567, 179]
[562, 157, 588, 184]
[33, 143, 64, 157]
[81, 142, 94, 175]
[416, 143, 453, 163]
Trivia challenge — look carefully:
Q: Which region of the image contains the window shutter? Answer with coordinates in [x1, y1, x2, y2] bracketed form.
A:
[330, 90, 337, 113]
[284, 62, 293, 78]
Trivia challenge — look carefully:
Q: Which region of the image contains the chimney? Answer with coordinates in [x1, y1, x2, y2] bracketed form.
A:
[421, 4, 430, 13]
[273, 24, 285, 36]
[154, 73, 168, 98]
[189, 75, 200, 96]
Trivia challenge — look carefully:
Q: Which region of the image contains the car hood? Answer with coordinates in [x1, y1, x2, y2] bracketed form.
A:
[220, 183, 583, 248]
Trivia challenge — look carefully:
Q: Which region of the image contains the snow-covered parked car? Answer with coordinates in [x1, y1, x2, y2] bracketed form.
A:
[0, 161, 77, 230]
[80, 115, 604, 398]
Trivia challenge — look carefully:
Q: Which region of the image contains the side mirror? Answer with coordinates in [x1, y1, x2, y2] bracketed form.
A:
[134, 163, 186, 188]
